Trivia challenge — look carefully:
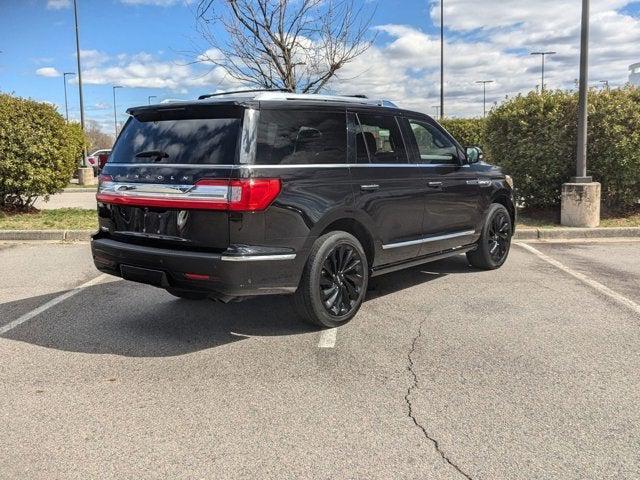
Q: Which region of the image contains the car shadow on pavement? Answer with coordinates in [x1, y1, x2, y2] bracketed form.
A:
[2, 254, 476, 358]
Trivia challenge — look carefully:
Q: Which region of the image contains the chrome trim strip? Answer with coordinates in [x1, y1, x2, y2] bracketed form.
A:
[382, 230, 477, 250]
[105, 163, 464, 169]
[98, 182, 228, 200]
[220, 254, 297, 262]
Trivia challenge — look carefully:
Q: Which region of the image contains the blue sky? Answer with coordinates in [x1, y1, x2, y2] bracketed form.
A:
[1, 0, 639, 133]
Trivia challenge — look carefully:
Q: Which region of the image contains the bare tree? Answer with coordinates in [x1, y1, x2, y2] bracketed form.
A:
[85, 120, 114, 151]
[195, 0, 376, 93]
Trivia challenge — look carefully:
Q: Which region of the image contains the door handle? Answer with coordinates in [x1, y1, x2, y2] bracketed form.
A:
[427, 181, 443, 189]
[360, 184, 380, 192]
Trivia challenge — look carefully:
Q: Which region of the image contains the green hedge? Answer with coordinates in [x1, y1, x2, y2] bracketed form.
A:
[0, 94, 86, 209]
[448, 88, 640, 211]
[440, 118, 486, 151]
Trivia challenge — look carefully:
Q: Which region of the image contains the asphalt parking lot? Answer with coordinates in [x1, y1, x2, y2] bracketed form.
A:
[1, 239, 639, 479]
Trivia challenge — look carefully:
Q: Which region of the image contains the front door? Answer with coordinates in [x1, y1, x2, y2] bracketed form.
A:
[348, 112, 427, 266]
[401, 117, 482, 255]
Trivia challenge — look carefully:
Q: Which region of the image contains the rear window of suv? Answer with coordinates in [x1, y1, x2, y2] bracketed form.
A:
[109, 107, 242, 165]
[256, 109, 347, 165]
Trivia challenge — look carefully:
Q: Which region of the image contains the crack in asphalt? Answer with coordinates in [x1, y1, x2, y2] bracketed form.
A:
[405, 320, 474, 480]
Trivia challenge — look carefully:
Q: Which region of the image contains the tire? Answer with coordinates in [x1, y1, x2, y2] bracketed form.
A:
[466, 203, 513, 270]
[293, 231, 369, 328]
[165, 288, 209, 300]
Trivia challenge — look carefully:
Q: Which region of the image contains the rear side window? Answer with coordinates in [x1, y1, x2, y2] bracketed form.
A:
[255, 109, 346, 165]
[110, 109, 242, 165]
[355, 114, 408, 164]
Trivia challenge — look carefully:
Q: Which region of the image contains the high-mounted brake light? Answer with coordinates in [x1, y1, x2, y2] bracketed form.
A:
[96, 178, 281, 212]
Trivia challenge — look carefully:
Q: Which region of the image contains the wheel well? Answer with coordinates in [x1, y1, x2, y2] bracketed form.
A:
[320, 219, 375, 267]
[492, 192, 516, 229]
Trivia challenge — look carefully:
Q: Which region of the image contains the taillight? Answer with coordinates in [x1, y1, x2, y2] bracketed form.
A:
[96, 178, 281, 212]
[197, 179, 281, 211]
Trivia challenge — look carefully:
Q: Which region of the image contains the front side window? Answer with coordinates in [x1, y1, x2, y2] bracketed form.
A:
[355, 114, 408, 164]
[255, 109, 347, 165]
[408, 120, 458, 165]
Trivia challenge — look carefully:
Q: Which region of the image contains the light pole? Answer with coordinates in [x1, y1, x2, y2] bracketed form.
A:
[530, 51, 556, 93]
[561, 0, 599, 228]
[113, 85, 123, 138]
[575, 0, 590, 182]
[475, 80, 494, 117]
[62, 72, 75, 122]
[598, 80, 609, 91]
[148, 95, 157, 105]
[439, 0, 444, 120]
[73, 0, 87, 167]
[432, 105, 440, 118]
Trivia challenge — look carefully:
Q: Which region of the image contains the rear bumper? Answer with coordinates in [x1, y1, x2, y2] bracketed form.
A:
[91, 237, 303, 297]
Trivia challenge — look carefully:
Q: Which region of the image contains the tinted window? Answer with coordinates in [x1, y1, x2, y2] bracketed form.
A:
[256, 110, 346, 165]
[408, 119, 458, 165]
[355, 114, 408, 164]
[110, 112, 241, 165]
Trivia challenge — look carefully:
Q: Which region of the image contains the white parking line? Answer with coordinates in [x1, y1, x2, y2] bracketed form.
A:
[0, 274, 110, 335]
[317, 327, 337, 348]
[517, 242, 640, 316]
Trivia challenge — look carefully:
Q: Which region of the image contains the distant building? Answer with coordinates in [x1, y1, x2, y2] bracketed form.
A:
[630, 63, 640, 86]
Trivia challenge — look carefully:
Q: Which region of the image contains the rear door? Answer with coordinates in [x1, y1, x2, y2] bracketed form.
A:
[98, 104, 243, 251]
[401, 116, 481, 255]
[348, 111, 426, 266]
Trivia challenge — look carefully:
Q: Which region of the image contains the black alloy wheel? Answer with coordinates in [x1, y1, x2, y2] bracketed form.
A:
[467, 203, 513, 270]
[319, 243, 365, 317]
[488, 209, 511, 264]
[293, 231, 369, 328]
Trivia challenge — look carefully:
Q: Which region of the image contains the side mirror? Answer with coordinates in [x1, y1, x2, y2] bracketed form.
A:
[466, 146, 484, 164]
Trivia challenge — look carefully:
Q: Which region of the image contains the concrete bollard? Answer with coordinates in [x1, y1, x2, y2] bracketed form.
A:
[561, 182, 601, 227]
[77, 167, 96, 186]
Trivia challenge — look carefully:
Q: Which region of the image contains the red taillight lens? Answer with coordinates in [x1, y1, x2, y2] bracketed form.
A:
[227, 179, 281, 211]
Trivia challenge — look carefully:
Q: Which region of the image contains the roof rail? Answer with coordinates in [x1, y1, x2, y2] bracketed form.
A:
[198, 88, 292, 100]
[253, 92, 398, 107]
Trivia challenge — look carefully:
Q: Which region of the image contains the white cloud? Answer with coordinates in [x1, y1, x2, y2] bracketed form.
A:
[328, 0, 640, 117]
[79, 50, 241, 92]
[36, 67, 61, 77]
[119, 0, 190, 5]
[46, 0, 71, 9]
[79, 49, 110, 68]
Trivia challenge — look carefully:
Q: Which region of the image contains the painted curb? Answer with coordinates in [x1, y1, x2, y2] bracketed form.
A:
[0, 230, 94, 241]
[514, 227, 640, 240]
[1, 227, 638, 242]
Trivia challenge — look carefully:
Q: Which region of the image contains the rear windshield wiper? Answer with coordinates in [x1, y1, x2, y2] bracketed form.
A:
[134, 150, 169, 161]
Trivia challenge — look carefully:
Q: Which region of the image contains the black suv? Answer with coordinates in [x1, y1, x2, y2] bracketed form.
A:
[92, 92, 515, 327]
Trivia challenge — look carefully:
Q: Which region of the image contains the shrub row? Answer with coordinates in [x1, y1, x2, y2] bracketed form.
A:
[0, 94, 86, 210]
[444, 87, 640, 211]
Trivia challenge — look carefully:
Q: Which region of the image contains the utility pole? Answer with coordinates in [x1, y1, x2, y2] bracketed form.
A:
[63, 72, 75, 122]
[530, 51, 556, 93]
[113, 85, 123, 138]
[575, 0, 590, 182]
[148, 95, 157, 105]
[475, 80, 494, 117]
[73, 0, 87, 167]
[561, 0, 599, 228]
[432, 105, 440, 118]
[439, 0, 444, 120]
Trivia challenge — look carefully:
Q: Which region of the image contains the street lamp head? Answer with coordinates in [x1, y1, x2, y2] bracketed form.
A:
[113, 85, 124, 90]
[63, 72, 76, 77]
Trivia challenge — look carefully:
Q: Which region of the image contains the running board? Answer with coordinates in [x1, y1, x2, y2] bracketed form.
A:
[370, 244, 476, 277]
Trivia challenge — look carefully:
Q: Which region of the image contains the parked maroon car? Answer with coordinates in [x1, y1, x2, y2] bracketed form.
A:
[86, 149, 111, 175]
